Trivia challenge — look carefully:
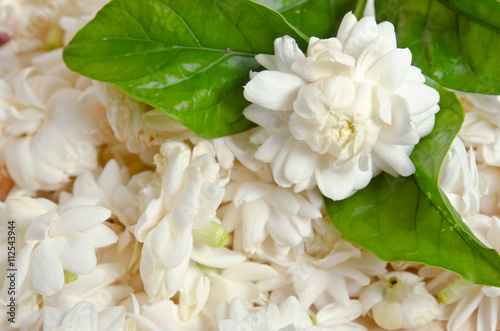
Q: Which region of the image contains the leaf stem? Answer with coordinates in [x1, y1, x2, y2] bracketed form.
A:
[353, 0, 368, 20]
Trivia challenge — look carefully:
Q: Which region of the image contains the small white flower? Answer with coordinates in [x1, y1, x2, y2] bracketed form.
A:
[360, 271, 440, 330]
[42, 262, 133, 312]
[94, 82, 193, 163]
[258, 219, 386, 310]
[10, 196, 117, 296]
[421, 265, 500, 331]
[134, 141, 225, 300]
[217, 296, 320, 331]
[69, 159, 143, 227]
[222, 166, 322, 256]
[313, 300, 366, 331]
[439, 137, 480, 218]
[243, 12, 440, 200]
[0, 64, 104, 192]
[40, 301, 126, 331]
[179, 244, 278, 320]
[124, 293, 208, 331]
[458, 93, 500, 167]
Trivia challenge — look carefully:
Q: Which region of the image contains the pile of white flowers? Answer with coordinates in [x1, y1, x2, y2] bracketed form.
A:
[1, 1, 499, 331]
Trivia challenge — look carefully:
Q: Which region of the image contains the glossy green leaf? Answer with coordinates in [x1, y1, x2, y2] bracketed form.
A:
[325, 85, 500, 287]
[375, 0, 500, 94]
[63, 0, 308, 138]
[253, 0, 356, 39]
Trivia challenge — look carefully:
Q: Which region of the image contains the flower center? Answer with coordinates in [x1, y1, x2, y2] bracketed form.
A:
[385, 276, 407, 303]
[328, 115, 355, 148]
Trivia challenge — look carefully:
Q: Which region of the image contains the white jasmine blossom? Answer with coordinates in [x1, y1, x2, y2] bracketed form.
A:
[42, 262, 133, 312]
[258, 218, 386, 309]
[439, 137, 481, 218]
[134, 141, 225, 300]
[10, 196, 117, 296]
[421, 265, 500, 331]
[40, 301, 126, 331]
[217, 296, 320, 331]
[94, 82, 193, 164]
[178, 244, 278, 320]
[458, 93, 500, 167]
[69, 159, 143, 228]
[243, 12, 440, 200]
[313, 300, 366, 331]
[124, 293, 208, 331]
[221, 166, 322, 256]
[0, 64, 104, 192]
[359, 271, 440, 330]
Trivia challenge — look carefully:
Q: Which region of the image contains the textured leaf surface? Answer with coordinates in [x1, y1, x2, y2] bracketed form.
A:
[325, 85, 500, 287]
[63, 0, 308, 138]
[254, 0, 355, 39]
[375, 0, 500, 94]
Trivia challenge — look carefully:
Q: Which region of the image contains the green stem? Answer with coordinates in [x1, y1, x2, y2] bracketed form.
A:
[353, 0, 368, 20]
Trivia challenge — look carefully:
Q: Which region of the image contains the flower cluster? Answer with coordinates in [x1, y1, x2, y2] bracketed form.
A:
[0, 2, 499, 331]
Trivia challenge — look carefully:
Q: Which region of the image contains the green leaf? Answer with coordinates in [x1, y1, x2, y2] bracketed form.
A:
[375, 0, 500, 94]
[253, 0, 356, 39]
[63, 0, 308, 138]
[325, 84, 500, 287]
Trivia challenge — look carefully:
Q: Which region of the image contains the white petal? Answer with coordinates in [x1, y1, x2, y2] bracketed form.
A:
[50, 206, 111, 236]
[336, 13, 358, 46]
[221, 262, 278, 281]
[233, 182, 271, 206]
[98, 306, 126, 331]
[191, 244, 246, 268]
[25, 212, 59, 241]
[315, 157, 359, 201]
[284, 141, 318, 184]
[365, 48, 411, 92]
[6, 138, 37, 191]
[244, 71, 305, 111]
[6, 196, 50, 238]
[242, 200, 270, 251]
[292, 81, 323, 119]
[40, 306, 66, 329]
[243, 104, 287, 132]
[31, 240, 65, 295]
[373, 141, 415, 176]
[52, 232, 97, 275]
[169, 170, 201, 233]
[274, 36, 306, 73]
[161, 227, 192, 268]
[80, 224, 118, 248]
[61, 301, 98, 330]
[255, 54, 278, 70]
[447, 288, 483, 331]
[395, 80, 440, 116]
[254, 130, 290, 163]
[373, 301, 402, 330]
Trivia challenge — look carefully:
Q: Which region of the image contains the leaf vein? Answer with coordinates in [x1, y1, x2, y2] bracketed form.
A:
[158, 1, 202, 46]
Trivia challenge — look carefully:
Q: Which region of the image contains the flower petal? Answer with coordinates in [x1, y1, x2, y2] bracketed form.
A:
[274, 36, 306, 73]
[365, 48, 411, 92]
[31, 240, 64, 295]
[52, 232, 97, 275]
[244, 71, 305, 111]
[50, 206, 111, 236]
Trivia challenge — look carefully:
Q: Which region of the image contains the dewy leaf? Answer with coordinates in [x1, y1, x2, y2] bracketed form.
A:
[253, 0, 356, 39]
[375, 0, 500, 94]
[63, 0, 308, 138]
[325, 84, 500, 287]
